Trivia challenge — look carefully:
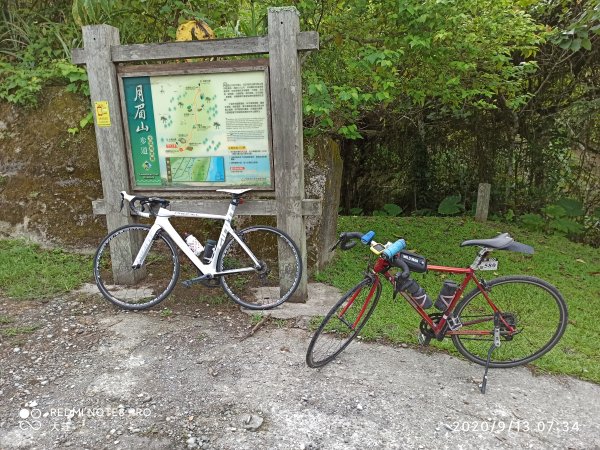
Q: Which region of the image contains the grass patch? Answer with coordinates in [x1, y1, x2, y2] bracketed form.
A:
[1, 325, 40, 337]
[160, 307, 173, 318]
[250, 313, 265, 325]
[0, 315, 13, 324]
[0, 239, 92, 299]
[316, 216, 600, 383]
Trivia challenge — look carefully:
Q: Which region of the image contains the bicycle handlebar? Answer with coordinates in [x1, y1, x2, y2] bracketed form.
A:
[331, 232, 365, 251]
[331, 231, 406, 258]
[120, 191, 170, 218]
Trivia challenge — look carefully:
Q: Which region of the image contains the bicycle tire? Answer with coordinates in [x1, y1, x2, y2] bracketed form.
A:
[94, 224, 180, 310]
[217, 226, 302, 310]
[306, 276, 381, 368]
[451, 275, 568, 368]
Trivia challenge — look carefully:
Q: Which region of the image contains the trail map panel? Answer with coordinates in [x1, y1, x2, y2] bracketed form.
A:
[122, 67, 272, 190]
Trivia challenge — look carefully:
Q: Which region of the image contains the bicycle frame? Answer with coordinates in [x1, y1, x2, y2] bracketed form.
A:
[343, 257, 517, 340]
[132, 201, 261, 277]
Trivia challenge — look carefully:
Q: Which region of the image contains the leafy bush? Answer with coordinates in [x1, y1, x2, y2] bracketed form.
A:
[519, 198, 586, 237]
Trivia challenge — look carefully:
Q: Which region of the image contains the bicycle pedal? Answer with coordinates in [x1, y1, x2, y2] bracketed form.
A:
[182, 275, 212, 288]
[447, 315, 463, 331]
[418, 333, 431, 346]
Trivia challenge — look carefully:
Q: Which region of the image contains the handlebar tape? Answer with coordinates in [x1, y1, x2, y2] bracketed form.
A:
[338, 232, 363, 251]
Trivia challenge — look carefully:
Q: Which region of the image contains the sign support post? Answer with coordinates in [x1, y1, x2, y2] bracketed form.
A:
[268, 7, 308, 302]
[82, 25, 140, 284]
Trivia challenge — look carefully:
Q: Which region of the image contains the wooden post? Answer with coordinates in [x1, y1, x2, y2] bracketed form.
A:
[82, 25, 139, 283]
[475, 183, 491, 222]
[268, 7, 308, 302]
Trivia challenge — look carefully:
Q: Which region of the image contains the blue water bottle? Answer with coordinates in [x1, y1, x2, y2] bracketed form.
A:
[382, 239, 406, 260]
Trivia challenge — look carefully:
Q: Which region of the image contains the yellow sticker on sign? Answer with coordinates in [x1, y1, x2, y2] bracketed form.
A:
[94, 101, 111, 127]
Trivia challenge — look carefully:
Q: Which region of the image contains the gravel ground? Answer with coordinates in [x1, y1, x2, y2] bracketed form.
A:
[1, 287, 599, 450]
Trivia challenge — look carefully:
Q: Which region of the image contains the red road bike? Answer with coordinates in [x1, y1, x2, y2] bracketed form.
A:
[306, 231, 568, 393]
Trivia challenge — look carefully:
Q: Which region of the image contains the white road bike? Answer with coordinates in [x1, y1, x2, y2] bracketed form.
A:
[93, 189, 302, 310]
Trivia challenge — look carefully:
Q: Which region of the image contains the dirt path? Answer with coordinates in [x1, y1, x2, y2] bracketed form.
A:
[1, 290, 598, 449]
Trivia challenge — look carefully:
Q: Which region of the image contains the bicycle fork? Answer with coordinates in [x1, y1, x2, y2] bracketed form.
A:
[338, 275, 378, 330]
[480, 312, 501, 394]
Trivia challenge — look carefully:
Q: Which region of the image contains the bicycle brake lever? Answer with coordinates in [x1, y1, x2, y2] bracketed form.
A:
[330, 239, 342, 252]
[393, 272, 402, 299]
[392, 260, 411, 299]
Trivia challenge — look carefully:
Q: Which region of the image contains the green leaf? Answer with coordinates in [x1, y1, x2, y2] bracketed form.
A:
[79, 111, 93, 129]
[349, 207, 363, 216]
[520, 213, 545, 231]
[549, 218, 584, 235]
[570, 38, 582, 52]
[437, 195, 463, 216]
[558, 39, 572, 49]
[554, 198, 583, 217]
[338, 124, 363, 140]
[542, 204, 566, 219]
[382, 203, 403, 217]
[505, 209, 515, 222]
[581, 38, 592, 51]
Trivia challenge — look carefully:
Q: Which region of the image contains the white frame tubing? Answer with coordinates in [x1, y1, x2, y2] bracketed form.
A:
[129, 200, 261, 277]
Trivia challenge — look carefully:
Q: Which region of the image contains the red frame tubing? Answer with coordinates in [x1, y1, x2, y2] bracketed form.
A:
[352, 278, 380, 329]
[375, 259, 515, 338]
[338, 286, 363, 319]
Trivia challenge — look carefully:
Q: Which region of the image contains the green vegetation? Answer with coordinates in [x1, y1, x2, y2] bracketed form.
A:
[1, 324, 40, 337]
[1, 1, 598, 243]
[160, 307, 173, 318]
[316, 216, 600, 382]
[0, 239, 91, 298]
[251, 313, 265, 325]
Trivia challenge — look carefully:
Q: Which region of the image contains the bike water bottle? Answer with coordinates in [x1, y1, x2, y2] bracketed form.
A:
[397, 277, 432, 309]
[382, 239, 406, 260]
[434, 280, 458, 311]
[202, 239, 217, 263]
[184, 233, 204, 256]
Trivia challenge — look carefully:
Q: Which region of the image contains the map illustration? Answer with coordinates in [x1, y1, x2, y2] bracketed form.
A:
[123, 70, 272, 189]
[166, 157, 225, 183]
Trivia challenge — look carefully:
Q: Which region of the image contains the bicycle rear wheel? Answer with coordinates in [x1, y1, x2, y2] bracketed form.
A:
[217, 226, 302, 310]
[94, 225, 179, 310]
[306, 276, 381, 368]
[451, 276, 568, 368]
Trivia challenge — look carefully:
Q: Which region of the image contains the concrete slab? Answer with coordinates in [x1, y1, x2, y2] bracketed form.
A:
[241, 283, 342, 320]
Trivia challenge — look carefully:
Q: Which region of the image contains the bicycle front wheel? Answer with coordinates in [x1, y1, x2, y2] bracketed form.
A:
[94, 225, 179, 310]
[217, 226, 302, 309]
[451, 276, 568, 368]
[306, 276, 381, 368]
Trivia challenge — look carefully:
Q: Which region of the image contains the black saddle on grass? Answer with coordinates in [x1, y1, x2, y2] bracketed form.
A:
[460, 233, 534, 254]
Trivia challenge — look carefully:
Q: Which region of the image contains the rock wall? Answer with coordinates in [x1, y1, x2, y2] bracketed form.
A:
[0, 87, 105, 249]
[0, 88, 342, 273]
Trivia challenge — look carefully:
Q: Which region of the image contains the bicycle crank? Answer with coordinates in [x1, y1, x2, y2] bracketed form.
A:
[182, 274, 220, 288]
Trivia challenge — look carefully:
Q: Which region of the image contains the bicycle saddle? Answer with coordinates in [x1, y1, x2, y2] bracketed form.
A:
[216, 188, 252, 197]
[460, 233, 534, 254]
